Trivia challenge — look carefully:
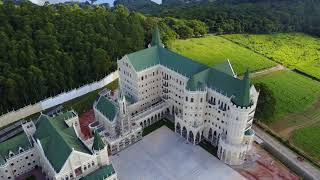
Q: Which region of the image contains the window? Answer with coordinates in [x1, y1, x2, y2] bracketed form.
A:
[191, 98, 194, 102]
[200, 98, 203, 102]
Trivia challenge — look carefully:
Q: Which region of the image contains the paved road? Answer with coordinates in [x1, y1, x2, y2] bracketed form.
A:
[253, 125, 320, 180]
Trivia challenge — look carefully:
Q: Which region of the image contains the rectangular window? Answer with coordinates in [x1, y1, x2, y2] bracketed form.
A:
[191, 98, 194, 102]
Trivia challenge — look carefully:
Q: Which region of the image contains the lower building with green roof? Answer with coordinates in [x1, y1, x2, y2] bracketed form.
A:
[0, 111, 117, 180]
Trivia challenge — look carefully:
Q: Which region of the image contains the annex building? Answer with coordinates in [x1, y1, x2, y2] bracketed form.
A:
[91, 26, 259, 166]
[0, 111, 117, 180]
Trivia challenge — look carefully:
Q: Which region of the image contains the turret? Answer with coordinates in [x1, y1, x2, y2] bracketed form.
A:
[149, 25, 164, 48]
[118, 95, 127, 118]
[233, 69, 251, 107]
[92, 132, 109, 166]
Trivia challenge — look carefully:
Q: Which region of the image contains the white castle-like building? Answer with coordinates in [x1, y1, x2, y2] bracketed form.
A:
[0, 26, 259, 180]
[0, 111, 117, 180]
[91, 26, 259, 166]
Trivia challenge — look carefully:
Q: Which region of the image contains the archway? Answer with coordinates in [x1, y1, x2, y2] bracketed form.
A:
[176, 122, 181, 135]
[182, 127, 187, 139]
[151, 116, 154, 124]
[188, 131, 194, 144]
[172, 106, 175, 115]
[208, 128, 213, 140]
[144, 120, 147, 127]
[195, 132, 200, 144]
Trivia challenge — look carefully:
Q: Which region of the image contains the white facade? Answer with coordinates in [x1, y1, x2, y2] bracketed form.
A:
[0, 112, 117, 180]
[113, 32, 259, 165]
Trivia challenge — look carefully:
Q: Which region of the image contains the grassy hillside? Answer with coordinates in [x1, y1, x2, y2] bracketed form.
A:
[292, 122, 320, 162]
[223, 33, 320, 79]
[168, 35, 276, 74]
[253, 70, 320, 123]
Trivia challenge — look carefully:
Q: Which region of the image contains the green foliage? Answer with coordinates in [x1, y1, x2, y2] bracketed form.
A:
[118, 0, 320, 37]
[292, 122, 320, 162]
[26, 175, 36, 180]
[254, 83, 276, 123]
[62, 80, 118, 114]
[168, 35, 275, 74]
[0, 1, 207, 114]
[142, 119, 174, 136]
[223, 33, 320, 79]
[254, 70, 320, 123]
[199, 140, 218, 157]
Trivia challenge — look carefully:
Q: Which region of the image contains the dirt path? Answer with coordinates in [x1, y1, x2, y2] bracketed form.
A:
[238, 64, 285, 79]
[251, 64, 285, 78]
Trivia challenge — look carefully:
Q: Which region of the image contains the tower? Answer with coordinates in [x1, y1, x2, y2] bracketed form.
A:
[117, 95, 131, 134]
[217, 69, 256, 165]
[148, 25, 164, 48]
[92, 132, 109, 166]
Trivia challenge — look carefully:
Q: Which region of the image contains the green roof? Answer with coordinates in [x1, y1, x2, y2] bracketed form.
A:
[213, 60, 235, 76]
[127, 46, 160, 72]
[96, 96, 117, 121]
[34, 112, 91, 172]
[232, 69, 251, 107]
[81, 164, 116, 180]
[126, 28, 252, 107]
[127, 46, 207, 77]
[245, 129, 254, 136]
[0, 132, 31, 164]
[92, 132, 105, 151]
[150, 26, 164, 47]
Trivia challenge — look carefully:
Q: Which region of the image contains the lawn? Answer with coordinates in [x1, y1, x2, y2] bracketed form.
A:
[253, 70, 320, 124]
[62, 79, 118, 114]
[142, 119, 174, 136]
[168, 35, 276, 74]
[291, 122, 320, 162]
[223, 33, 320, 79]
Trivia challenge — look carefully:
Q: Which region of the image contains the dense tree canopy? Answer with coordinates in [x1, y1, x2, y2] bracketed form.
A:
[115, 0, 320, 36]
[0, 1, 207, 114]
[254, 83, 276, 123]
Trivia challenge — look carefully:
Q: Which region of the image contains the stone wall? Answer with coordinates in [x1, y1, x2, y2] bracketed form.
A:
[0, 71, 119, 128]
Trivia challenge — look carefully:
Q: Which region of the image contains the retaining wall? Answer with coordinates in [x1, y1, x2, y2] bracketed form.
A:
[0, 71, 118, 128]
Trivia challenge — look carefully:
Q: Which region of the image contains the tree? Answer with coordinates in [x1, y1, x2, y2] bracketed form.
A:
[255, 83, 276, 123]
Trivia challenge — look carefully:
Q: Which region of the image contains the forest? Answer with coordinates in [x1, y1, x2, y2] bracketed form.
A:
[115, 0, 320, 36]
[0, 1, 207, 114]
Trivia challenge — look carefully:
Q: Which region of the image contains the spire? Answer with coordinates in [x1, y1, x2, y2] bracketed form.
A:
[150, 25, 164, 47]
[92, 132, 105, 151]
[234, 69, 251, 107]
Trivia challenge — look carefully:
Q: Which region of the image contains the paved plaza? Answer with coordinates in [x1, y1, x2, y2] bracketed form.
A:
[110, 126, 246, 180]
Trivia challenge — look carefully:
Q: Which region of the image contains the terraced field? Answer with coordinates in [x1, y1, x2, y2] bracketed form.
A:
[223, 33, 320, 79]
[253, 70, 320, 124]
[291, 121, 320, 162]
[169, 35, 276, 74]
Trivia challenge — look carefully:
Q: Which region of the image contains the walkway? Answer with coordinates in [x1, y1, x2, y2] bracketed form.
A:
[253, 125, 320, 180]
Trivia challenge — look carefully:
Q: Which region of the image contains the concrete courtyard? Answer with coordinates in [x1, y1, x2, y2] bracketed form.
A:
[110, 126, 246, 180]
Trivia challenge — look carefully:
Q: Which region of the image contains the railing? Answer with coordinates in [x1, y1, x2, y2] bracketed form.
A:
[131, 101, 168, 121]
